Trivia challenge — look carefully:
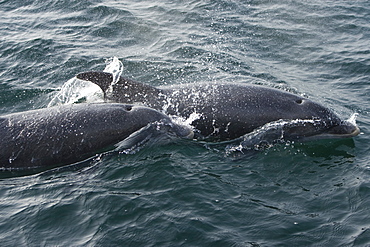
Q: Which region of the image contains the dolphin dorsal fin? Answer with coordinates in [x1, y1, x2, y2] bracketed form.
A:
[76, 71, 148, 92]
[76, 71, 163, 105]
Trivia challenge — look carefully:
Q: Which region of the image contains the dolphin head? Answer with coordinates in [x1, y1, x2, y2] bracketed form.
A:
[269, 96, 360, 141]
[200, 84, 360, 141]
[296, 113, 360, 140]
[324, 118, 360, 137]
[220, 85, 360, 142]
[236, 108, 359, 148]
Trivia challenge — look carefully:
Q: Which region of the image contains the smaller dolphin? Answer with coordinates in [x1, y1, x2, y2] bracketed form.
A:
[0, 103, 192, 170]
[76, 71, 360, 141]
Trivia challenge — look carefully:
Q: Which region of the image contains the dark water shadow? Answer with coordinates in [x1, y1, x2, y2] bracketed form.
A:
[0, 154, 103, 180]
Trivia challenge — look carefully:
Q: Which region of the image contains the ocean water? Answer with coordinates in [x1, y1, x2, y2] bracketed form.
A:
[1, 0, 370, 246]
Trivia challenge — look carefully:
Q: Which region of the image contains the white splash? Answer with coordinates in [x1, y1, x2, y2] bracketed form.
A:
[48, 77, 104, 107]
[168, 113, 199, 139]
[103, 57, 123, 96]
[104, 56, 123, 83]
[185, 111, 202, 126]
[345, 113, 358, 126]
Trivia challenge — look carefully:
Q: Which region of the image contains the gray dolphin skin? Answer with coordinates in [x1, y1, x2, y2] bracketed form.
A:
[0, 103, 192, 169]
[76, 71, 360, 141]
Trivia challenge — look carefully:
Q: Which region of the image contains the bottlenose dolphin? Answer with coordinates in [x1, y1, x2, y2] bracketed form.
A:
[76, 71, 360, 141]
[0, 103, 192, 170]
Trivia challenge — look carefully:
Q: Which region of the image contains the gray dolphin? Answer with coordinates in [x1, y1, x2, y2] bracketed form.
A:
[0, 103, 192, 169]
[76, 71, 360, 141]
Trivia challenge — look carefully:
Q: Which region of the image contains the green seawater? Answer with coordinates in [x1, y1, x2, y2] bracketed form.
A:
[0, 0, 370, 246]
